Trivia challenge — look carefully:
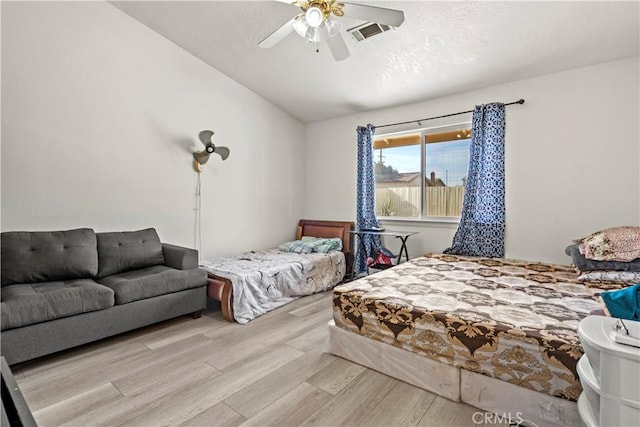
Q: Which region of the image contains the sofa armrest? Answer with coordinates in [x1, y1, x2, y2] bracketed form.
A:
[162, 243, 199, 270]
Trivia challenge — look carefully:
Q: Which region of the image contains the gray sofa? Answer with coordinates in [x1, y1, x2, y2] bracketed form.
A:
[1, 228, 207, 365]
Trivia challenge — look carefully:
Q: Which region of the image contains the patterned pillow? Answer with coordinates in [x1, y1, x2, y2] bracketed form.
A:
[574, 226, 640, 262]
[278, 239, 315, 254]
[578, 270, 640, 284]
[312, 238, 343, 254]
[278, 237, 343, 254]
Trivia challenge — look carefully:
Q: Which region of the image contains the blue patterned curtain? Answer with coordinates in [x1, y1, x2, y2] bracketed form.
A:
[356, 124, 382, 274]
[444, 103, 506, 257]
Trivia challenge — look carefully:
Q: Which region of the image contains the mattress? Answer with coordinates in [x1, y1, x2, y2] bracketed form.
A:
[332, 253, 626, 401]
[201, 249, 345, 323]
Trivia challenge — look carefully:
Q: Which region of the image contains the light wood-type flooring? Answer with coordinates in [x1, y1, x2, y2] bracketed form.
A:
[13, 291, 502, 427]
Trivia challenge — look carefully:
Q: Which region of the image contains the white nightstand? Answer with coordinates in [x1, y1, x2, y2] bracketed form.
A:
[577, 316, 640, 427]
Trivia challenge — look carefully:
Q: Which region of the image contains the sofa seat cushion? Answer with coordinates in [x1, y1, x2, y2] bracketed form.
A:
[96, 265, 206, 305]
[1, 280, 114, 330]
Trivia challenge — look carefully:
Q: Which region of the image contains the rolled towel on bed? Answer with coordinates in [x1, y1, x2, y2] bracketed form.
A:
[600, 284, 640, 321]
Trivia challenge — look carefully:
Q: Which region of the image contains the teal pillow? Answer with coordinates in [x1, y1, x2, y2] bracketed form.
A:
[278, 239, 316, 254]
[312, 238, 343, 253]
[601, 284, 640, 321]
[278, 237, 342, 254]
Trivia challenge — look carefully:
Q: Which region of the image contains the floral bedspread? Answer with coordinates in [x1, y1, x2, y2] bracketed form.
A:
[201, 249, 345, 324]
[333, 253, 626, 401]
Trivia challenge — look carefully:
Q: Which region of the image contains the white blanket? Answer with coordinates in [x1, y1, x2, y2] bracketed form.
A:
[200, 249, 345, 324]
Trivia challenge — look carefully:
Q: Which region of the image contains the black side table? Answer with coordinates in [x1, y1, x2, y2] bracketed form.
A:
[350, 230, 419, 277]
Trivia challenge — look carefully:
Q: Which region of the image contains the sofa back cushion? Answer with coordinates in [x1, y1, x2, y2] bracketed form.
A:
[97, 228, 165, 278]
[1, 228, 98, 286]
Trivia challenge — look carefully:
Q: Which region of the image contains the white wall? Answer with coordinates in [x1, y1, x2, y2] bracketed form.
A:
[304, 56, 640, 264]
[1, 2, 305, 258]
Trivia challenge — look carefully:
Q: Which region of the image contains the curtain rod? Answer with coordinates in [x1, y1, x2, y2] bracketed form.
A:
[374, 98, 525, 130]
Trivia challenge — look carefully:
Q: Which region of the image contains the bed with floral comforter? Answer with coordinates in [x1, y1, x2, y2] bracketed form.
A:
[332, 253, 626, 401]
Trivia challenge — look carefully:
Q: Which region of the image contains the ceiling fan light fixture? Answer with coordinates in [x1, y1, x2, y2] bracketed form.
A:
[305, 6, 324, 28]
[326, 17, 342, 37]
[305, 26, 320, 43]
[292, 15, 309, 37]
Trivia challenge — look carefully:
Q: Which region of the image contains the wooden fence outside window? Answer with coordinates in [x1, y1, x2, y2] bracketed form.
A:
[376, 186, 465, 218]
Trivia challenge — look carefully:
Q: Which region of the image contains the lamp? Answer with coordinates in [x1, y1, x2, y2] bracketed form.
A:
[292, 15, 309, 37]
[305, 6, 324, 27]
[292, 1, 343, 45]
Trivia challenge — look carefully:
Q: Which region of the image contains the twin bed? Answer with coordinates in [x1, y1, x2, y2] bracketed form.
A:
[200, 219, 353, 323]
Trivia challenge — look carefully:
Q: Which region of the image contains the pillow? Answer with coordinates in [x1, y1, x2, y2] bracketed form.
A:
[278, 239, 315, 254]
[599, 284, 640, 321]
[565, 245, 640, 273]
[96, 228, 165, 278]
[1, 228, 98, 286]
[578, 270, 640, 284]
[574, 226, 640, 262]
[278, 237, 343, 254]
[312, 237, 343, 254]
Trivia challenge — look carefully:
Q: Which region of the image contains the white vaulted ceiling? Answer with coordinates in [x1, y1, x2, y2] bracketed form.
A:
[110, 1, 640, 123]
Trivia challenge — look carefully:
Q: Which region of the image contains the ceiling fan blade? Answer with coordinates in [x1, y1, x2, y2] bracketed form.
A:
[193, 150, 210, 165]
[342, 2, 405, 27]
[198, 130, 214, 146]
[324, 29, 350, 61]
[259, 16, 297, 48]
[214, 146, 230, 161]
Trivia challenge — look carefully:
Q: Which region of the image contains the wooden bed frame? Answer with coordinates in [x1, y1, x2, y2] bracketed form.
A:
[206, 219, 354, 322]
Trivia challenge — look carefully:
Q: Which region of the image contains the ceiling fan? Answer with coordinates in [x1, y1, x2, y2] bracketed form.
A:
[259, 0, 405, 61]
[193, 130, 230, 172]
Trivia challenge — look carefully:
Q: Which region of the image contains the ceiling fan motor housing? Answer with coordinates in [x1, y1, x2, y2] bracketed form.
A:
[302, 1, 344, 22]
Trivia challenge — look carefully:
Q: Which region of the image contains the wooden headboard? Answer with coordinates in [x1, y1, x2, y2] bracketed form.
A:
[297, 219, 354, 274]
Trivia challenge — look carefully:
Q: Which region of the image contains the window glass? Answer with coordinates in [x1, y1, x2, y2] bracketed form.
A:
[374, 144, 421, 218]
[374, 124, 471, 220]
[424, 139, 470, 217]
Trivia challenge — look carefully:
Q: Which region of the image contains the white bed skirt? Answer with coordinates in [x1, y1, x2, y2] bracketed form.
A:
[326, 320, 580, 427]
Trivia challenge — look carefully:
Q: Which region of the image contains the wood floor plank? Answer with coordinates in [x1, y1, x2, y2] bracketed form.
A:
[58, 362, 221, 427]
[13, 339, 147, 380]
[356, 380, 437, 426]
[418, 395, 489, 426]
[301, 369, 399, 426]
[18, 342, 150, 411]
[224, 350, 336, 418]
[112, 356, 222, 397]
[120, 346, 304, 427]
[179, 402, 246, 427]
[32, 383, 123, 427]
[240, 382, 332, 427]
[306, 355, 367, 395]
[285, 320, 330, 352]
[203, 309, 331, 371]
[287, 291, 334, 317]
[140, 315, 226, 350]
[20, 333, 219, 411]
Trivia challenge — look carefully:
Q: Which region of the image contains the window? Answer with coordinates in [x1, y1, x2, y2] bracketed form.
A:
[374, 123, 471, 220]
